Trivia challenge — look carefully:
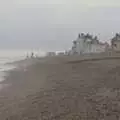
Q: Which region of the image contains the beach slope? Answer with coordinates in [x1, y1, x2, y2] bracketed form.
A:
[0, 56, 120, 119]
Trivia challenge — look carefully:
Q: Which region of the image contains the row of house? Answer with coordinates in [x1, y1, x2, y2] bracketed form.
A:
[46, 33, 120, 57]
[70, 33, 109, 55]
[46, 51, 65, 56]
[69, 33, 120, 55]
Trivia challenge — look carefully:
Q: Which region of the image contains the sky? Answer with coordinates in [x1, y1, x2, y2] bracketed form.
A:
[0, 0, 120, 51]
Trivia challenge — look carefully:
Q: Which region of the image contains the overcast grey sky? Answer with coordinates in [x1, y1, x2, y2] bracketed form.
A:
[0, 0, 120, 51]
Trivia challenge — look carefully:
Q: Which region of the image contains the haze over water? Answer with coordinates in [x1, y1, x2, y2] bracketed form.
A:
[0, 49, 46, 82]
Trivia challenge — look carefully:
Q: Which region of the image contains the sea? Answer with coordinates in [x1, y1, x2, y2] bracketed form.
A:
[0, 49, 46, 83]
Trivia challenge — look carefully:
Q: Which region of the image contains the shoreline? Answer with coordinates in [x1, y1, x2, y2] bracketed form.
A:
[1, 53, 120, 89]
[1, 52, 120, 90]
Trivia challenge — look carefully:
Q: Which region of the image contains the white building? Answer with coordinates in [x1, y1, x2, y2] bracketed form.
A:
[111, 33, 120, 52]
[46, 52, 56, 56]
[71, 33, 108, 55]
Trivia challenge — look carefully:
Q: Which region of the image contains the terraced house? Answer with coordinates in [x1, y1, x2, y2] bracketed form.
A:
[111, 33, 120, 52]
[71, 33, 108, 55]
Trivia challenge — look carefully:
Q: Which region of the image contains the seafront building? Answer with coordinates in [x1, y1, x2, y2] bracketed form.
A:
[111, 33, 120, 52]
[46, 33, 120, 57]
[70, 33, 109, 55]
[46, 52, 56, 56]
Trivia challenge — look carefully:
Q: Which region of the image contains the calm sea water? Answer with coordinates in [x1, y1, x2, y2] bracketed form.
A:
[0, 49, 46, 82]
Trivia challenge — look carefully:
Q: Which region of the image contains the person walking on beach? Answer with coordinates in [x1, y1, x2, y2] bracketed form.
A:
[31, 52, 34, 58]
[26, 53, 29, 59]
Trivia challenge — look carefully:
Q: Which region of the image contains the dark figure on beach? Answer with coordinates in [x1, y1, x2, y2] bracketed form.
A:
[26, 53, 29, 59]
[31, 52, 34, 58]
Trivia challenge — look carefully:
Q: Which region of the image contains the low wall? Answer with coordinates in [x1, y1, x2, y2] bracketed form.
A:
[65, 51, 120, 63]
[36, 51, 120, 64]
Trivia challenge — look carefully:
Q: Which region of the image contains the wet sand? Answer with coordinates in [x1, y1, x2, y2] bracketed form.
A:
[0, 56, 120, 119]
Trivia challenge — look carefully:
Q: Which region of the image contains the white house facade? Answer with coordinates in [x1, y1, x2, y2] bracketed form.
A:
[111, 33, 120, 52]
[71, 33, 108, 55]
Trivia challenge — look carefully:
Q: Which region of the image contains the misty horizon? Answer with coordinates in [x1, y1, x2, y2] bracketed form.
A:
[0, 0, 120, 51]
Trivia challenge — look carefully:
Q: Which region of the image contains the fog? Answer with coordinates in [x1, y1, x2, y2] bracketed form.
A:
[0, 0, 120, 51]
